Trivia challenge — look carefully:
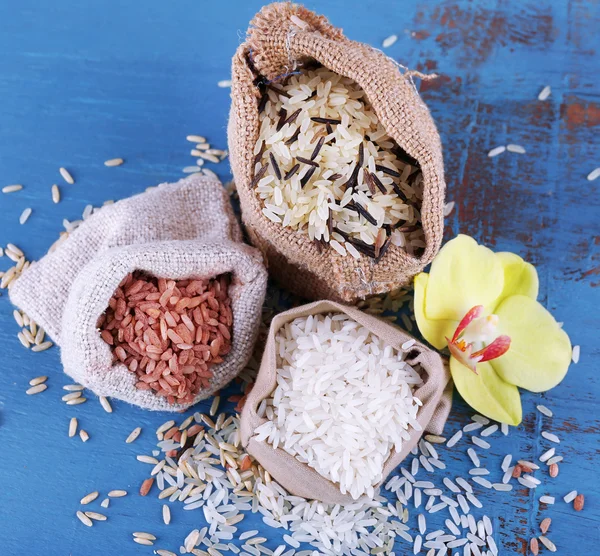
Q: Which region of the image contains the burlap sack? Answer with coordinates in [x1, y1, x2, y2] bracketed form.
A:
[240, 300, 452, 504]
[9, 174, 268, 411]
[228, 2, 445, 303]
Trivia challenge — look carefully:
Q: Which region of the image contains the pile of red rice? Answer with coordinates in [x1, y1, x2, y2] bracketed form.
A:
[98, 272, 232, 404]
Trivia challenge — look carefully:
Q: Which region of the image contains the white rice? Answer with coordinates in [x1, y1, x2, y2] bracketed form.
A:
[546, 455, 563, 466]
[541, 431, 560, 444]
[446, 430, 462, 448]
[506, 144, 526, 154]
[254, 313, 423, 499]
[536, 404, 553, 417]
[571, 345, 580, 363]
[538, 85, 551, 101]
[539, 495, 555, 505]
[563, 490, 578, 503]
[443, 201, 455, 217]
[382, 34, 398, 48]
[487, 146, 505, 157]
[467, 448, 480, 467]
[539, 447, 555, 462]
[472, 437, 490, 450]
[586, 167, 600, 181]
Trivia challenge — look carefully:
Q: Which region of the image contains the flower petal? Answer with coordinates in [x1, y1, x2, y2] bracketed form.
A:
[472, 335, 511, 362]
[451, 305, 484, 343]
[425, 235, 505, 320]
[450, 358, 523, 426]
[447, 340, 477, 373]
[493, 295, 571, 392]
[414, 273, 458, 350]
[494, 251, 539, 309]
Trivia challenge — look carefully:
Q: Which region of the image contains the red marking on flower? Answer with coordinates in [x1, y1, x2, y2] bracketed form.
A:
[451, 305, 484, 343]
[447, 306, 511, 374]
[472, 335, 511, 362]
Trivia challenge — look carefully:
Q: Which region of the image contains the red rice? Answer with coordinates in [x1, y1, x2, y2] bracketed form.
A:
[98, 272, 233, 404]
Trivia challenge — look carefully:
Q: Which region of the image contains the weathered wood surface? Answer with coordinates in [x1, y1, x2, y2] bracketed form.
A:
[0, 1, 598, 554]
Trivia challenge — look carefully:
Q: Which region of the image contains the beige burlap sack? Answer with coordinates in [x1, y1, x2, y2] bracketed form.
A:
[229, 2, 445, 303]
[9, 174, 268, 411]
[240, 300, 451, 504]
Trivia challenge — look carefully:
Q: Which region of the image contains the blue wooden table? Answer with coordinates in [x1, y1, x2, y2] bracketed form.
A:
[1, 1, 598, 554]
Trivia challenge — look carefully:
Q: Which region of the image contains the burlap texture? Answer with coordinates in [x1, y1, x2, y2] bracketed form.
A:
[228, 2, 445, 303]
[9, 175, 268, 411]
[240, 300, 452, 504]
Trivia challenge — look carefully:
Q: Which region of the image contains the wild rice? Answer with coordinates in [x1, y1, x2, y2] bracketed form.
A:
[104, 158, 124, 167]
[254, 67, 424, 259]
[59, 167, 75, 184]
[26, 384, 47, 395]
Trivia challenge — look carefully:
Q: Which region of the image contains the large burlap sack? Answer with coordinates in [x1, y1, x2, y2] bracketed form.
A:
[10, 174, 268, 411]
[240, 300, 452, 504]
[229, 2, 445, 303]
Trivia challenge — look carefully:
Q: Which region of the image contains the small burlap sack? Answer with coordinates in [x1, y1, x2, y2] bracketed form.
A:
[229, 2, 445, 303]
[240, 300, 452, 504]
[10, 174, 268, 411]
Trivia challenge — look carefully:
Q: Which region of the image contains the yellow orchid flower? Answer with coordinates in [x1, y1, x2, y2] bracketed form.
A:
[414, 234, 572, 426]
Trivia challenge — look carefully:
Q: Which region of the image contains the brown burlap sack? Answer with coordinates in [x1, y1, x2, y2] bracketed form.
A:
[228, 2, 445, 303]
[9, 174, 268, 411]
[240, 300, 452, 504]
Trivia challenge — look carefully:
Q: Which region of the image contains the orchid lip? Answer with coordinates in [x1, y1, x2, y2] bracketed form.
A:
[447, 306, 511, 374]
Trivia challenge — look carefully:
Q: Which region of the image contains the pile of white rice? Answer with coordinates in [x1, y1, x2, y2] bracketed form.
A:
[254, 67, 425, 260]
[254, 313, 423, 499]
